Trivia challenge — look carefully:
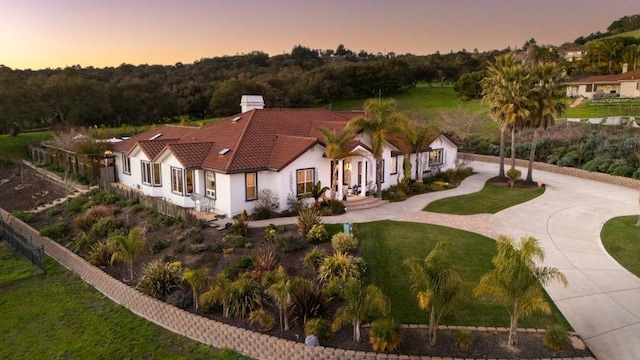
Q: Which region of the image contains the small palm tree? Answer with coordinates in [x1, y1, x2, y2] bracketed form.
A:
[267, 266, 294, 332]
[309, 181, 330, 207]
[404, 242, 462, 345]
[317, 125, 358, 199]
[183, 267, 210, 311]
[110, 226, 146, 281]
[331, 279, 390, 342]
[200, 273, 232, 318]
[474, 235, 568, 346]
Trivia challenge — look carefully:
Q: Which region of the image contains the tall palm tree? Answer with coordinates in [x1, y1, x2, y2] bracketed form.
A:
[331, 279, 390, 342]
[316, 125, 358, 199]
[404, 242, 461, 345]
[267, 266, 294, 332]
[482, 54, 532, 178]
[404, 120, 440, 181]
[600, 38, 624, 74]
[348, 98, 406, 198]
[183, 267, 210, 311]
[525, 62, 568, 183]
[474, 235, 568, 346]
[109, 226, 146, 281]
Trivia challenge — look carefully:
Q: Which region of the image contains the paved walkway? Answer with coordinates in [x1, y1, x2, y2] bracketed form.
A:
[250, 161, 640, 360]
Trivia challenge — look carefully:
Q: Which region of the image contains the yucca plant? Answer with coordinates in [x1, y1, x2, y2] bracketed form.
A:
[318, 251, 364, 284]
[230, 210, 249, 236]
[369, 318, 401, 352]
[297, 207, 322, 236]
[303, 246, 327, 271]
[543, 325, 571, 351]
[290, 278, 329, 325]
[227, 274, 264, 319]
[86, 239, 116, 267]
[136, 260, 184, 301]
[252, 251, 280, 282]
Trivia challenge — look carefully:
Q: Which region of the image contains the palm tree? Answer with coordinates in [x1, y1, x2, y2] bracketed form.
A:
[200, 273, 232, 318]
[525, 62, 567, 183]
[404, 242, 462, 345]
[600, 38, 624, 74]
[481, 54, 532, 178]
[331, 279, 390, 342]
[183, 267, 210, 311]
[404, 120, 440, 181]
[317, 125, 358, 199]
[474, 235, 568, 346]
[109, 226, 146, 281]
[267, 266, 294, 332]
[348, 98, 406, 198]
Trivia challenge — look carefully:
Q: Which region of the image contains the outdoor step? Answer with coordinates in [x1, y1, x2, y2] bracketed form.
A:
[343, 196, 388, 211]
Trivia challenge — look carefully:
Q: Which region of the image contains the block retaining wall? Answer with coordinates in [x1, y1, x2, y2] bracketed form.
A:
[1, 161, 599, 359]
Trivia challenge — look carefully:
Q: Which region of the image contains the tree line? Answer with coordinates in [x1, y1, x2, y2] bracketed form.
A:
[0, 44, 501, 135]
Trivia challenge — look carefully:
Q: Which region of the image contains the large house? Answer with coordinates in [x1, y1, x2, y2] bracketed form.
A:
[566, 67, 640, 98]
[111, 96, 458, 217]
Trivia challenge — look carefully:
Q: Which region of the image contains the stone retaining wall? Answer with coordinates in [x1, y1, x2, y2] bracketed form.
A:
[0, 192, 596, 360]
[462, 153, 640, 190]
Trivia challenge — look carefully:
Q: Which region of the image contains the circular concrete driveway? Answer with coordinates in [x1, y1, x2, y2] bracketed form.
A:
[251, 161, 640, 359]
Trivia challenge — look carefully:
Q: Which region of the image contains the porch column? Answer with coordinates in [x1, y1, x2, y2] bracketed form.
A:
[337, 159, 344, 200]
[360, 159, 367, 197]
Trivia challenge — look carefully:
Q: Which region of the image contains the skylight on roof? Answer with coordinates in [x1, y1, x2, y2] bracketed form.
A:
[232, 116, 241, 122]
[219, 148, 230, 155]
[149, 133, 162, 140]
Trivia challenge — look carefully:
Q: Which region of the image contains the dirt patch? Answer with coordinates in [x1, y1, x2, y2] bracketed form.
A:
[0, 163, 71, 212]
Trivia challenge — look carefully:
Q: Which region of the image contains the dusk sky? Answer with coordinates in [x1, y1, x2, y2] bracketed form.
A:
[2, 0, 640, 70]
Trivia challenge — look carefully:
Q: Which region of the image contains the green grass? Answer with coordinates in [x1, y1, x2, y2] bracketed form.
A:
[358, 221, 569, 328]
[565, 101, 640, 118]
[601, 215, 640, 277]
[424, 182, 545, 214]
[0, 131, 51, 160]
[0, 256, 251, 360]
[607, 28, 640, 39]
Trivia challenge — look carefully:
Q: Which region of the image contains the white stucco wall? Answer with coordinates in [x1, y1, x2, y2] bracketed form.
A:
[620, 81, 640, 98]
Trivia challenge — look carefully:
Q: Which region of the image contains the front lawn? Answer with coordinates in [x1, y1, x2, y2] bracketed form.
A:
[424, 182, 545, 214]
[0, 255, 250, 360]
[601, 215, 640, 277]
[358, 221, 569, 328]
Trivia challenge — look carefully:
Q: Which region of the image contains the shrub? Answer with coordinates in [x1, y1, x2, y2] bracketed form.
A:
[331, 232, 358, 253]
[253, 251, 279, 281]
[290, 278, 329, 324]
[136, 260, 184, 301]
[227, 276, 264, 319]
[39, 222, 72, 240]
[274, 232, 305, 253]
[297, 207, 322, 236]
[189, 244, 210, 254]
[286, 192, 307, 215]
[47, 207, 61, 217]
[370, 318, 401, 353]
[174, 243, 186, 254]
[89, 216, 122, 238]
[225, 235, 251, 248]
[149, 238, 171, 254]
[326, 199, 346, 215]
[12, 211, 37, 223]
[65, 196, 86, 214]
[264, 223, 285, 243]
[506, 168, 521, 187]
[454, 329, 473, 350]
[318, 252, 363, 283]
[412, 182, 426, 193]
[305, 318, 333, 341]
[68, 232, 92, 254]
[166, 289, 191, 309]
[543, 325, 571, 351]
[230, 210, 249, 236]
[223, 256, 254, 280]
[187, 229, 203, 244]
[249, 308, 275, 332]
[253, 189, 279, 215]
[130, 204, 146, 214]
[303, 246, 327, 270]
[211, 242, 224, 253]
[87, 240, 116, 267]
[95, 191, 119, 205]
[306, 224, 328, 244]
[251, 206, 272, 220]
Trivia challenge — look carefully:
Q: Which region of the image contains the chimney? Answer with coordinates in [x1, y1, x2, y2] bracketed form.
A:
[240, 95, 265, 113]
[622, 63, 628, 74]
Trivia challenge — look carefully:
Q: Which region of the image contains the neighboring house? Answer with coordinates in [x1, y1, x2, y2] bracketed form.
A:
[111, 97, 458, 217]
[558, 47, 586, 62]
[566, 67, 640, 98]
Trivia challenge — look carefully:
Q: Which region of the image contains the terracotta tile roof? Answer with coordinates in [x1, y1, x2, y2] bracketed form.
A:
[136, 139, 178, 159]
[569, 69, 640, 84]
[268, 135, 317, 170]
[163, 142, 214, 168]
[111, 125, 198, 153]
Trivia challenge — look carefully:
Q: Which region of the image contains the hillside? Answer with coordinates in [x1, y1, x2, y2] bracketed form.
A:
[608, 28, 640, 39]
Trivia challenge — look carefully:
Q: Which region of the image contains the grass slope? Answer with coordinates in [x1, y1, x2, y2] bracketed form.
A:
[0, 255, 250, 360]
[601, 215, 640, 277]
[424, 183, 545, 214]
[358, 221, 568, 328]
[0, 131, 51, 160]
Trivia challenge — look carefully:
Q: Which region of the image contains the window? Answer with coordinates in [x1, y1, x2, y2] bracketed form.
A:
[122, 153, 131, 175]
[586, 84, 593, 93]
[390, 156, 398, 175]
[185, 170, 194, 195]
[205, 171, 216, 198]
[141, 161, 151, 185]
[430, 149, 444, 165]
[296, 168, 314, 196]
[171, 167, 183, 195]
[246, 172, 257, 200]
[152, 164, 161, 186]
